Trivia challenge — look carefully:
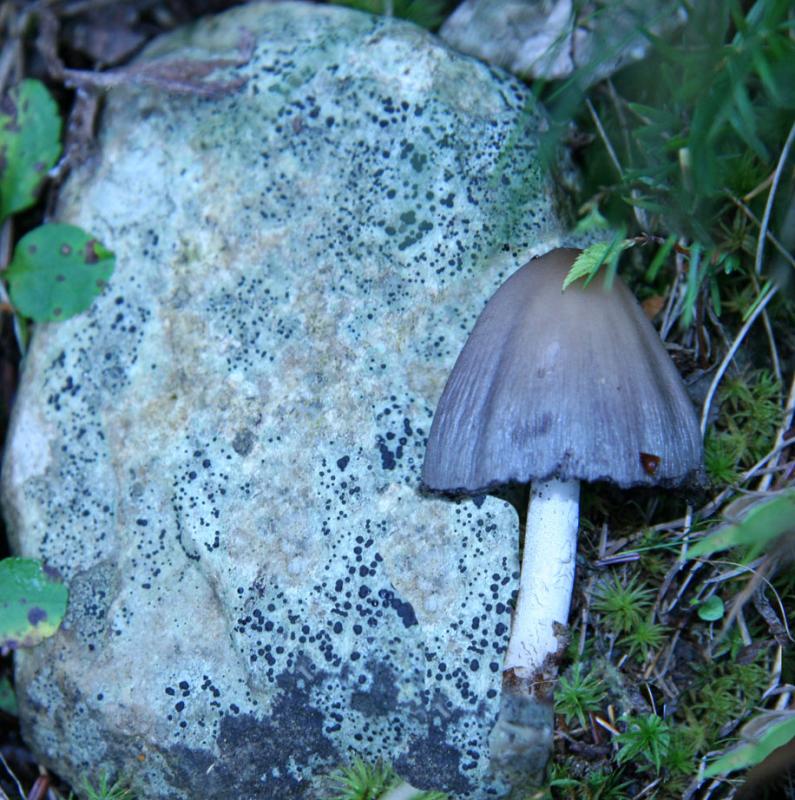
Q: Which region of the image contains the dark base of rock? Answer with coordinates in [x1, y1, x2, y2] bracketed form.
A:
[488, 689, 553, 792]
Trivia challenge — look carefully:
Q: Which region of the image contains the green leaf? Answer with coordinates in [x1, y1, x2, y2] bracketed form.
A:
[645, 233, 677, 282]
[752, 48, 783, 104]
[0, 675, 17, 715]
[0, 557, 68, 650]
[562, 234, 632, 291]
[709, 276, 722, 316]
[573, 202, 610, 234]
[742, 280, 775, 323]
[687, 489, 795, 560]
[0, 79, 61, 222]
[681, 243, 705, 328]
[696, 595, 725, 621]
[5, 223, 115, 322]
[704, 712, 795, 778]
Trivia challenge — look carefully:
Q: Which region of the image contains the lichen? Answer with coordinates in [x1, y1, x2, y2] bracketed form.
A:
[3, 3, 566, 798]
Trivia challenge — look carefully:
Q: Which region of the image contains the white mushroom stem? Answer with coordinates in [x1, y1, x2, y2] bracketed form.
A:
[504, 477, 580, 681]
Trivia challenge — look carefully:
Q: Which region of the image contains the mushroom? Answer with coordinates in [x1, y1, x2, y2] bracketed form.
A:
[422, 248, 703, 774]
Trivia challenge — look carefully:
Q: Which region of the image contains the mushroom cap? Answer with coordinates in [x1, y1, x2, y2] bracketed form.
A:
[422, 248, 704, 493]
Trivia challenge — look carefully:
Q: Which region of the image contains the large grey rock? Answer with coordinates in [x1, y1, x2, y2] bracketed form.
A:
[3, 2, 570, 798]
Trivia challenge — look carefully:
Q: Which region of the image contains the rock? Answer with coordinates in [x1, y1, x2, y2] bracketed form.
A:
[2, 2, 570, 798]
[440, 0, 687, 84]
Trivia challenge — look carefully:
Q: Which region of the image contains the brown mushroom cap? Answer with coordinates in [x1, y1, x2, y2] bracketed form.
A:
[422, 248, 704, 493]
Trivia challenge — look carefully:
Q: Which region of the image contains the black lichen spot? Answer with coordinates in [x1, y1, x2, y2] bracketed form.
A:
[378, 588, 417, 628]
[27, 607, 47, 626]
[336, 455, 350, 471]
[393, 597, 417, 628]
[410, 151, 427, 172]
[232, 429, 254, 456]
[376, 436, 396, 470]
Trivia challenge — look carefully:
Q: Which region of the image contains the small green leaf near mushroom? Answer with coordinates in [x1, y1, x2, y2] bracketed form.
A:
[5, 223, 115, 322]
[0, 557, 68, 651]
[561, 236, 634, 291]
[0, 79, 62, 223]
[696, 595, 725, 622]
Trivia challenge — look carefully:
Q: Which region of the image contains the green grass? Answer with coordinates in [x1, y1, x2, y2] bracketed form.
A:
[615, 714, 672, 773]
[74, 775, 133, 800]
[592, 574, 654, 635]
[547, 762, 633, 799]
[328, 760, 449, 800]
[555, 663, 607, 727]
[541, 0, 794, 324]
[704, 369, 784, 484]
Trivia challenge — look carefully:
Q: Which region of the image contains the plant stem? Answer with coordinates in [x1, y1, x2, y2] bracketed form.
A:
[504, 478, 580, 686]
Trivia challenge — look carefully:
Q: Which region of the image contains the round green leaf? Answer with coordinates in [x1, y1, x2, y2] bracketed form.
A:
[697, 595, 725, 622]
[0, 557, 68, 650]
[6, 223, 115, 322]
[0, 79, 62, 221]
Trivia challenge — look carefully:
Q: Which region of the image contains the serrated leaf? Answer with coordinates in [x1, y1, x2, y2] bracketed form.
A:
[704, 712, 795, 778]
[5, 223, 115, 322]
[696, 595, 725, 621]
[687, 489, 795, 560]
[0, 557, 68, 651]
[0, 79, 61, 222]
[562, 235, 632, 291]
